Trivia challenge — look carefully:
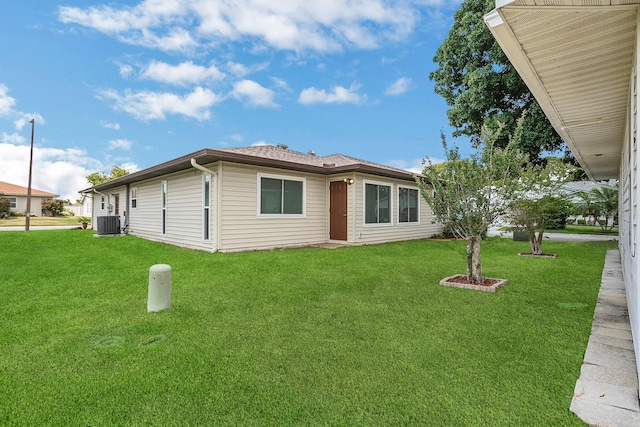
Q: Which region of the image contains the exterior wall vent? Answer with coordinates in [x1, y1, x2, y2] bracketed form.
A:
[96, 215, 120, 235]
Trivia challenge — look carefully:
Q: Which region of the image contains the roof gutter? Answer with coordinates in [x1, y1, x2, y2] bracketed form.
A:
[190, 158, 217, 177]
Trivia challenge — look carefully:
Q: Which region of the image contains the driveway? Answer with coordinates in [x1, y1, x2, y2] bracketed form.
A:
[487, 227, 618, 243]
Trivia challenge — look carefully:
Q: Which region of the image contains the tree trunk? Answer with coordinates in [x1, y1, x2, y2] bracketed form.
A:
[531, 231, 544, 255]
[466, 234, 483, 284]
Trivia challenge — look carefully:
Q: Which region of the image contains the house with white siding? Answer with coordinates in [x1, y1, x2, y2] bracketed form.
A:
[82, 145, 441, 252]
[484, 0, 640, 403]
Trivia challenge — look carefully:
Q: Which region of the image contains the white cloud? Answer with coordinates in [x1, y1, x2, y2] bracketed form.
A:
[0, 84, 17, 116]
[385, 77, 413, 96]
[230, 133, 243, 142]
[0, 142, 105, 201]
[57, 0, 440, 54]
[225, 61, 269, 78]
[0, 84, 45, 131]
[119, 64, 134, 79]
[108, 138, 133, 150]
[232, 80, 278, 108]
[1, 132, 25, 144]
[298, 82, 366, 105]
[102, 121, 121, 130]
[140, 60, 225, 86]
[251, 141, 269, 146]
[98, 86, 223, 121]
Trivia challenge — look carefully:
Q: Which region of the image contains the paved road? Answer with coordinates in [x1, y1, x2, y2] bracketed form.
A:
[487, 227, 618, 243]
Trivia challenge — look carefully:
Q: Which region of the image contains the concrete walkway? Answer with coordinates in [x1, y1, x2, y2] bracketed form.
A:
[570, 250, 640, 426]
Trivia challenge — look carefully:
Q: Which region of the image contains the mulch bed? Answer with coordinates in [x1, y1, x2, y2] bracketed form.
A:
[439, 274, 508, 293]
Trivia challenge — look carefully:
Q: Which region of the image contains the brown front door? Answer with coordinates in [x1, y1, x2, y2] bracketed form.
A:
[330, 181, 348, 240]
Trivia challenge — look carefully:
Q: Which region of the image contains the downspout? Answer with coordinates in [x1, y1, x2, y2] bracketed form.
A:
[191, 158, 219, 251]
[125, 183, 130, 234]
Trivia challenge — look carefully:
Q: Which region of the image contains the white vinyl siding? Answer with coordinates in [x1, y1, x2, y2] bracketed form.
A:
[219, 163, 324, 252]
[354, 174, 441, 245]
[126, 169, 215, 251]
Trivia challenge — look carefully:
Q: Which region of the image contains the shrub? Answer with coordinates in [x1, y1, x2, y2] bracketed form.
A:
[0, 198, 10, 218]
[577, 218, 586, 225]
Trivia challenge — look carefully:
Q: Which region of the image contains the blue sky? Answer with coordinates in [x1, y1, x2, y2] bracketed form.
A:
[0, 0, 465, 201]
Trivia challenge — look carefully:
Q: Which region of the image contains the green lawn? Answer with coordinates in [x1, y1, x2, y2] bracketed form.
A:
[0, 216, 86, 227]
[0, 231, 615, 426]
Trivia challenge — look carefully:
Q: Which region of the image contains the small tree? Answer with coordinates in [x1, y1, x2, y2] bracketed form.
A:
[573, 191, 597, 226]
[590, 187, 618, 231]
[417, 126, 526, 284]
[508, 158, 574, 256]
[41, 198, 65, 217]
[510, 196, 573, 255]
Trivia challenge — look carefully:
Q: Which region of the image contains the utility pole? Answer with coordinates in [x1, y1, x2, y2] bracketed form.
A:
[25, 119, 35, 232]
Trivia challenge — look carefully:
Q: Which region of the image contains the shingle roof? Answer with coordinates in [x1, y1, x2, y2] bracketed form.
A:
[0, 181, 59, 197]
[90, 145, 421, 192]
[217, 145, 413, 176]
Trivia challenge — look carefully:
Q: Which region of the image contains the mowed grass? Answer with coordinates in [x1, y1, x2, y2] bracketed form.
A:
[0, 231, 615, 426]
[0, 216, 85, 227]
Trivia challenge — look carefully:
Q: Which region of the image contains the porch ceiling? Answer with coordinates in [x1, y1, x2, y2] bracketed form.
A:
[486, 0, 639, 180]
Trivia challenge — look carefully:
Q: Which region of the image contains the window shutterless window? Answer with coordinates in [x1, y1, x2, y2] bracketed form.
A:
[398, 187, 419, 223]
[9, 197, 16, 208]
[161, 180, 167, 235]
[131, 187, 137, 209]
[258, 174, 305, 217]
[364, 182, 391, 224]
[203, 174, 211, 241]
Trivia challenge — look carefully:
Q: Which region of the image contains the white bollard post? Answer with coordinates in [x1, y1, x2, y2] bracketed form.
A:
[148, 264, 172, 312]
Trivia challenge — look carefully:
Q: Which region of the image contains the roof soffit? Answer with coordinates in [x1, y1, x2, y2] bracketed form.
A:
[486, 1, 639, 180]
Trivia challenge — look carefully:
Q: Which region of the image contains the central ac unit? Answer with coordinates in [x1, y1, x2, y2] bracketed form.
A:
[96, 216, 120, 235]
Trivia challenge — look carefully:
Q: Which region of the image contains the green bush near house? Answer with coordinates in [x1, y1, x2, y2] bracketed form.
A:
[0, 231, 615, 426]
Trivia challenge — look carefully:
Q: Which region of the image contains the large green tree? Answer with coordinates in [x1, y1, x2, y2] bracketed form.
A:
[430, 0, 564, 163]
[86, 166, 130, 186]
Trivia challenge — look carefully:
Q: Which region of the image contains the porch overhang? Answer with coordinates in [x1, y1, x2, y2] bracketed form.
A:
[485, 0, 640, 180]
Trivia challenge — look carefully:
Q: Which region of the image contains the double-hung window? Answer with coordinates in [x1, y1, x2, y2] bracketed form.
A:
[203, 174, 211, 240]
[161, 180, 167, 235]
[8, 197, 16, 208]
[398, 186, 419, 224]
[258, 173, 305, 217]
[364, 181, 391, 225]
[131, 187, 138, 209]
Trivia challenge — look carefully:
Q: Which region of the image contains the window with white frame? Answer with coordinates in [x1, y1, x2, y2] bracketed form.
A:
[364, 181, 391, 225]
[398, 186, 419, 223]
[161, 180, 167, 235]
[203, 174, 211, 240]
[258, 173, 305, 217]
[131, 187, 137, 209]
[8, 197, 16, 208]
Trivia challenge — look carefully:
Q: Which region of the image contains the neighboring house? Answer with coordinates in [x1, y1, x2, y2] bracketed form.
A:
[485, 0, 639, 397]
[64, 197, 93, 217]
[81, 145, 441, 252]
[0, 181, 59, 216]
